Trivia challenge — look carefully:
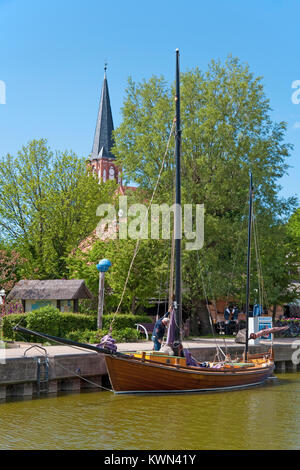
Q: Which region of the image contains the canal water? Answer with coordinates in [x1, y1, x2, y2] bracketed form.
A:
[0, 372, 299, 450]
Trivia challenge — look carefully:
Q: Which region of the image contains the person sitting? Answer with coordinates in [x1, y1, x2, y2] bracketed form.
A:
[152, 316, 170, 351]
[232, 305, 240, 335]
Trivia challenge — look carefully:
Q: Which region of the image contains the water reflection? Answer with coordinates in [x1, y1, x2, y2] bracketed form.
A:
[0, 373, 299, 450]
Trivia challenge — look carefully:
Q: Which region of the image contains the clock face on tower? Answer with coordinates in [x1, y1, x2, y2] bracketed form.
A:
[109, 166, 115, 180]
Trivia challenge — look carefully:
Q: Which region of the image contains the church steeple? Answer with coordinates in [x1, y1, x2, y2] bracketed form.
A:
[91, 64, 115, 160]
[88, 66, 121, 185]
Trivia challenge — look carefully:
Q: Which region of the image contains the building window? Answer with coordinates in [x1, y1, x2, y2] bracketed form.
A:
[109, 166, 115, 180]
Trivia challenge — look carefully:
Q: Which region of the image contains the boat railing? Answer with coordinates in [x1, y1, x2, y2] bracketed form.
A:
[135, 323, 155, 341]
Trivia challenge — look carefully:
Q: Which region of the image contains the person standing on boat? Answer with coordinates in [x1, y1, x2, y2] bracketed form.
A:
[152, 316, 170, 351]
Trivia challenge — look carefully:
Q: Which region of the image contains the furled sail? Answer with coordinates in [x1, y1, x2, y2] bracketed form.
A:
[249, 326, 289, 339]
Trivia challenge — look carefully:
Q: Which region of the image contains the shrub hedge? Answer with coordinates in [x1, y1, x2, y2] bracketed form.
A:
[64, 327, 141, 343]
[2, 314, 28, 342]
[2, 306, 151, 343]
[27, 307, 61, 337]
[59, 313, 97, 337]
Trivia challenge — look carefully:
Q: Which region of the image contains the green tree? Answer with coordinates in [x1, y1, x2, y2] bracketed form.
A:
[256, 223, 299, 321]
[287, 207, 300, 258]
[68, 236, 170, 314]
[113, 57, 297, 334]
[0, 139, 117, 278]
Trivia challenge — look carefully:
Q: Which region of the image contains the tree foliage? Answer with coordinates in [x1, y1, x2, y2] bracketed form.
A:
[67, 236, 170, 314]
[2, 57, 298, 335]
[112, 56, 297, 332]
[0, 248, 26, 291]
[287, 208, 300, 258]
[0, 139, 117, 279]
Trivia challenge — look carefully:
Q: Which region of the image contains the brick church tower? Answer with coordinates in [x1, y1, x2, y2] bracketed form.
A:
[87, 66, 122, 185]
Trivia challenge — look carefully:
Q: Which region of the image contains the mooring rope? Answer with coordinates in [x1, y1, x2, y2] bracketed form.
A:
[16, 329, 114, 392]
[47, 356, 113, 392]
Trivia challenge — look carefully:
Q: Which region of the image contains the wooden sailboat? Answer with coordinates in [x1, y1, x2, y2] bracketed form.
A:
[15, 49, 275, 394]
[102, 49, 275, 393]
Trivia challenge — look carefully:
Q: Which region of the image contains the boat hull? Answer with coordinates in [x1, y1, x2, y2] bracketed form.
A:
[105, 355, 275, 394]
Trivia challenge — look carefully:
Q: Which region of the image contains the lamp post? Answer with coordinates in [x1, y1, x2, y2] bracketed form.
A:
[96, 259, 111, 330]
[0, 289, 5, 306]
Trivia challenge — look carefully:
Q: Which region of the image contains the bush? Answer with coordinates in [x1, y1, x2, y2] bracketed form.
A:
[26, 306, 61, 339]
[78, 298, 98, 315]
[59, 313, 97, 337]
[1, 309, 151, 343]
[2, 313, 28, 341]
[111, 327, 141, 342]
[65, 329, 103, 343]
[1, 301, 24, 316]
[65, 327, 141, 344]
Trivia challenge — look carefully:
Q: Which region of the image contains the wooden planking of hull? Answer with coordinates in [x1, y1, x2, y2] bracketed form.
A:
[105, 355, 275, 394]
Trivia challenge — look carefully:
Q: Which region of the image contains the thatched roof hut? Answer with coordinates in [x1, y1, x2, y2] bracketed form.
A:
[7, 279, 93, 313]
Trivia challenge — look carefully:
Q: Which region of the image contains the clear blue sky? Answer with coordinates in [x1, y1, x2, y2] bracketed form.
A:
[0, 0, 299, 205]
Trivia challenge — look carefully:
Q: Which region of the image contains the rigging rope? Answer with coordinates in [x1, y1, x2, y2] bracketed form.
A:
[109, 118, 176, 332]
[252, 205, 269, 311]
[224, 189, 268, 319]
[225, 193, 251, 307]
[196, 251, 226, 361]
[156, 238, 171, 319]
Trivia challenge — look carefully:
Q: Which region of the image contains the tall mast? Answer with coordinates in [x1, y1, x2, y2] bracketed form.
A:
[174, 48, 182, 351]
[245, 172, 253, 360]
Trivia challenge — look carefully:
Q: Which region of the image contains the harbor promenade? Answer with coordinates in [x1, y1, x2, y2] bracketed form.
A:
[0, 337, 299, 399]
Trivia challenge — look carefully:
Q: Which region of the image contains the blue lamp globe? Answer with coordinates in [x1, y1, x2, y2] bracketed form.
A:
[96, 259, 112, 273]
